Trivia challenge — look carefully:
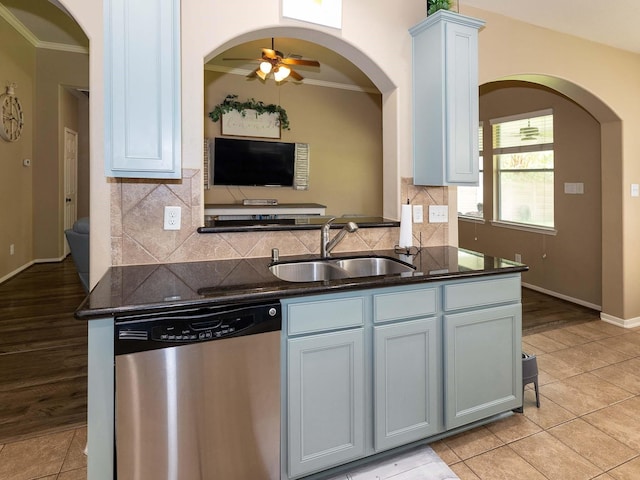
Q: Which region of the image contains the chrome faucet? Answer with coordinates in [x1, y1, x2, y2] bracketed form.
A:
[320, 217, 359, 257]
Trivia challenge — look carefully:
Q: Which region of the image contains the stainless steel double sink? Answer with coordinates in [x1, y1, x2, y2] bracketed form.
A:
[269, 255, 416, 282]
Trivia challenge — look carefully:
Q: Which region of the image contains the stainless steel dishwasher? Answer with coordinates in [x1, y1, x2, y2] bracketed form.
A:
[114, 301, 281, 480]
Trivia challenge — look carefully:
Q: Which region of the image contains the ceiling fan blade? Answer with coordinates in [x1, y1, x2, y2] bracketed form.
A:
[282, 58, 320, 67]
[247, 68, 258, 78]
[262, 48, 279, 59]
[289, 69, 304, 81]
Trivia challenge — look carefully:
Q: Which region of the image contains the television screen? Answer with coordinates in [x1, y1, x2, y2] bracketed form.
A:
[213, 138, 295, 187]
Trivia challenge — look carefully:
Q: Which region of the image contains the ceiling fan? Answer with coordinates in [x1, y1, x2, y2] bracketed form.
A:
[224, 38, 320, 82]
[519, 120, 539, 141]
[520, 125, 539, 141]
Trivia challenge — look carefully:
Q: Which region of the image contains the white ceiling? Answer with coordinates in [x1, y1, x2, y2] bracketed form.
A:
[1, 0, 638, 89]
[460, 0, 640, 54]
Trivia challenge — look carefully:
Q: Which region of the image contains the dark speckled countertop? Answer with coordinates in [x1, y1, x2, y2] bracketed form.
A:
[198, 216, 399, 233]
[75, 247, 528, 320]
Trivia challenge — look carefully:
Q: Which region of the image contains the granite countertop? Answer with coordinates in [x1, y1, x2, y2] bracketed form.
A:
[75, 246, 528, 320]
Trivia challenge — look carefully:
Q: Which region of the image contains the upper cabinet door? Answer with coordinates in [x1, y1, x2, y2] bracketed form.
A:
[410, 11, 484, 186]
[104, 0, 181, 179]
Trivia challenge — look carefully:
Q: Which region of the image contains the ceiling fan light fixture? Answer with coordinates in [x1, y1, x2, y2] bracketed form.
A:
[519, 126, 539, 140]
[273, 65, 291, 82]
[259, 61, 273, 75]
[255, 69, 267, 81]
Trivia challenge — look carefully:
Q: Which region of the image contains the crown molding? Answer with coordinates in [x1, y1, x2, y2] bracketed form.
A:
[38, 40, 88, 55]
[0, 3, 39, 47]
[0, 3, 88, 55]
[204, 64, 378, 94]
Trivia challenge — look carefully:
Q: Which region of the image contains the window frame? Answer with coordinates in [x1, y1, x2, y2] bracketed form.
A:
[457, 122, 484, 221]
[491, 109, 556, 232]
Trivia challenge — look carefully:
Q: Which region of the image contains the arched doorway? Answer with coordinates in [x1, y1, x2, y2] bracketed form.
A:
[473, 74, 621, 320]
[0, 0, 91, 446]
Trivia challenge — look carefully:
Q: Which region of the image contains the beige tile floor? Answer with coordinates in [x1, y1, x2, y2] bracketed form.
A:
[2, 320, 639, 480]
[433, 320, 640, 480]
[0, 426, 86, 480]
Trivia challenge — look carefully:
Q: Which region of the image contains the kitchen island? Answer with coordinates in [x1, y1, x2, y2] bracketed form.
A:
[78, 246, 527, 480]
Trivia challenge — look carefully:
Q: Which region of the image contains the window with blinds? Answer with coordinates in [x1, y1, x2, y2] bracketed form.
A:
[457, 123, 484, 218]
[492, 109, 554, 228]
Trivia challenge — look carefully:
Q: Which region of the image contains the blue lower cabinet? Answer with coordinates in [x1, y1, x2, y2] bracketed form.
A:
[373, 317, 443, 451]
[287, 328, 366, 478]
[444, 304, 522, 428]
[283, 275, 522, 479]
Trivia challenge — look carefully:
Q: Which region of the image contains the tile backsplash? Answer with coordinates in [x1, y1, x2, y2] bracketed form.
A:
[110, 170, 448, 265]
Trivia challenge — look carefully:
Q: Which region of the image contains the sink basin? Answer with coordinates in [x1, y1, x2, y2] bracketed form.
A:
[269, 261, 350, 282]
[333, 257, 416, 277]
[269, 256, 416, 282]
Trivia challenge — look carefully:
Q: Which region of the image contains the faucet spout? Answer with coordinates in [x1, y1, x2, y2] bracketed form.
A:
[321, 218, 359, 257]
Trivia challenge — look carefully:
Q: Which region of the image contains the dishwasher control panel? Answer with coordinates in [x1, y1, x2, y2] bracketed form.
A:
[150, 313, 253, 342]
[114, 302, 281, 355]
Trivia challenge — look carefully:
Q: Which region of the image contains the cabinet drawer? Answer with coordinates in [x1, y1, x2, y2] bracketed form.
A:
[287, 297, 365, 335]
[373, 288, 437, 323]
[443, 276, 520, 311]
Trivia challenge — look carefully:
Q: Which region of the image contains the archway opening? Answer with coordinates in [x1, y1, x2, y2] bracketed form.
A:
[203, 27, 400, 220]
[463, 74, 621, 318]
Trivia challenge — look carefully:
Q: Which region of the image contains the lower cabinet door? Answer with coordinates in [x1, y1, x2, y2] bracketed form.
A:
[373, 317, 442, 451]
[287, 328, 365, 478]
[444, 304, 522, 429]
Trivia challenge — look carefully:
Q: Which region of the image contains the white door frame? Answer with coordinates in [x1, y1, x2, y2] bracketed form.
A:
[63, 127, 78, 257]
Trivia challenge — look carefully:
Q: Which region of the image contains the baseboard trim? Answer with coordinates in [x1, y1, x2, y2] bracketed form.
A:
[521, 282, 602, 311]
[600, 313, 640, 329]
[33, 255, 66, 264]
[0, 256, 68, 285]
[0, 260, 35, 285]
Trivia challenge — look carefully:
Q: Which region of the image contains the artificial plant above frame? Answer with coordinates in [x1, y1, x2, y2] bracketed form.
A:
[208, 94, 290, 131]
[427, 0, 454, 15]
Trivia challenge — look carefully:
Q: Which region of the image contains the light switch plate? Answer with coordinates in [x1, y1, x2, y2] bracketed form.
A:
[412, 205, 423, 223]
[428, 205, 448, 223]
[564, 182, 584, 194]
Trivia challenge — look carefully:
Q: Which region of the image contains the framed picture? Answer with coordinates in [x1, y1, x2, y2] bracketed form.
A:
[282, 0, 342, 29]
[221, 109, 281, 139]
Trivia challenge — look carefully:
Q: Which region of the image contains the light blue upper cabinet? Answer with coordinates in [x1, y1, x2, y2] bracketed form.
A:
[104, 0, 181, 178]
[410, 11, 484, 186]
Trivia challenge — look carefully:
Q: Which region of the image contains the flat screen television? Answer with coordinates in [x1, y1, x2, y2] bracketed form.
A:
[212, 137, 295, 187]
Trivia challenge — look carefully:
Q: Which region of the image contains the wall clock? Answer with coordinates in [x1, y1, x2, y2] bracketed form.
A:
[1, 84, 24, 142]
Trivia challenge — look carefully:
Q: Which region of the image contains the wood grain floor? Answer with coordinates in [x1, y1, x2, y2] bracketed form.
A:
[0, 258, 87, 444]
[521, 288, 600, 334]
[0, 259, 601, 445]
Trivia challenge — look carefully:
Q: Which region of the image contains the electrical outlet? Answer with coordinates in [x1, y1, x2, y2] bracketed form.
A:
[164, 206, 181, 230]
[9, 244, 14, 255]
[412, 205, 423, 223]
[428, 205, 448, 223]
[515, 253, 522, 263]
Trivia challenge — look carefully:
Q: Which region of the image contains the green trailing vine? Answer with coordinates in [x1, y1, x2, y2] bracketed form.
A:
[427, 0, 452, 15]
[208, 94, 290, 130]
